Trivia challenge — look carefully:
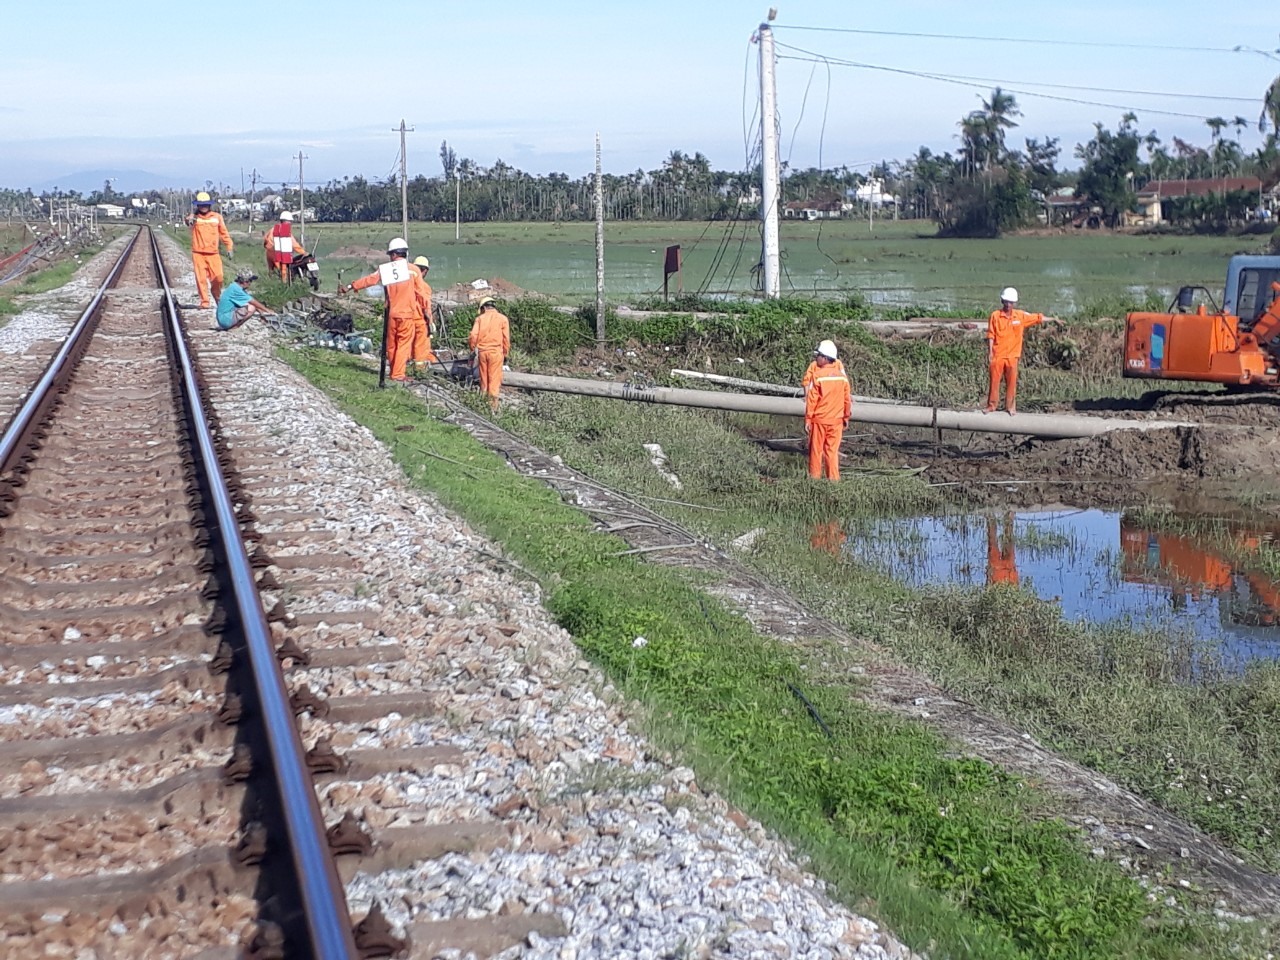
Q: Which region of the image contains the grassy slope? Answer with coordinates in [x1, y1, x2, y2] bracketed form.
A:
[284, 346, 1265, 960]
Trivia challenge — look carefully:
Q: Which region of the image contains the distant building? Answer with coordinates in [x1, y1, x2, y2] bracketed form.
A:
[1133, 177, 1274, 226]
[851, 178, 896, 208]
[784, 199, 842, 220]
[95, 203, 126, 218]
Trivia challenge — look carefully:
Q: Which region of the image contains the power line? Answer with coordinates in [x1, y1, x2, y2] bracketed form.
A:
[775, 43, 1245, 121]
[774, 23, 1280, 59]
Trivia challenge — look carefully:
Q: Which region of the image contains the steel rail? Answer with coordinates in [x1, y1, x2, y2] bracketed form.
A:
[0, 228, 141, 471]
[147, 229, 358, 958]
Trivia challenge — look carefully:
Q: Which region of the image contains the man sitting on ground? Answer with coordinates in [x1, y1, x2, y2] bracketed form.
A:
[216, 270, 275, 330]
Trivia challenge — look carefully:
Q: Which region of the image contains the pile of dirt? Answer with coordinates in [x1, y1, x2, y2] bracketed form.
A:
[440, 277, 538, 304]
[329, 244, 382, 261]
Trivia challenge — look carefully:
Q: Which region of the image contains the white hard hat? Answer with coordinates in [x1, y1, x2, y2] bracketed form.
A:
[387, 237, 409, 253]
[815, 339, 838, 360]
[1000, 287, 1019, 303]
[279, 211, 293, 221]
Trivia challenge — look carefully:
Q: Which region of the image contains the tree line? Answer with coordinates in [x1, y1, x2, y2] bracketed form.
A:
[5, 75, 1277, 238]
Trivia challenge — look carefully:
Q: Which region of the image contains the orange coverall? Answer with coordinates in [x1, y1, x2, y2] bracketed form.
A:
[985, 307, 1044, 414]
[986, 518, 1019, 585]
[351, 259, 431, 381]
[801, 358, 852, 481]
[190, 211, 233, 307]
[262, 226, 306, 280]
[468, 307, 511, 409]
[411, 274, 437, 364]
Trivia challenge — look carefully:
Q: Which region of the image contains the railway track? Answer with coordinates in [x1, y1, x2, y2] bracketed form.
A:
[0, 229, 584, 959]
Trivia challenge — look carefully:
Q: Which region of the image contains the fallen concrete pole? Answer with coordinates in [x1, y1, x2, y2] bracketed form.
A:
[670, 369, 904, 404]
[501, 371, 1194, 439]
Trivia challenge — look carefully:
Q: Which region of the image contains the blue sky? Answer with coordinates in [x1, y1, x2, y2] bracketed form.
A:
[2, 0, 1275, 190]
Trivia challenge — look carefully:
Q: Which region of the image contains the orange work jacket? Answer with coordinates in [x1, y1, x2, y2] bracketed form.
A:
[191, 211, 233, 255]
[264, 224, 306, 265]
[801, 358, 852, 424]
[469, 309, 511, 355]
[986, 308, 1044, 361]
[351, 258, 431, 320]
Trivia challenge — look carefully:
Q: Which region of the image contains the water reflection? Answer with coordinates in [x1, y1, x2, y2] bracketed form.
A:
[841, 510, 1280, 665]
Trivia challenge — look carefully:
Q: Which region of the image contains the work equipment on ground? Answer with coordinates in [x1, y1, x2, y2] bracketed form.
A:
[1124, 255, 1280, 389]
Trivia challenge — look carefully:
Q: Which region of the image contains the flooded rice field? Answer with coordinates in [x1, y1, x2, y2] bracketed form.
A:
[849, 509, 1280, 666]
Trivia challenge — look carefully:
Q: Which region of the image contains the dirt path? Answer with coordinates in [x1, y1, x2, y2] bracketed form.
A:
[415, 379, 1280, 920]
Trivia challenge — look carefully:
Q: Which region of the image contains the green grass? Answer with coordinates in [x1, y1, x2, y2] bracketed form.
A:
[268, 218, 1266, 315]
[491, 391, 1280, 884]
[285, 346, 1267, 960]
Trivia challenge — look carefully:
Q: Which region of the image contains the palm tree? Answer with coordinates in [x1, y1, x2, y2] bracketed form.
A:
[1260, 74, 1280, 136]
[1206, 117, 1228, 180]
[980, 87, 1021, 163]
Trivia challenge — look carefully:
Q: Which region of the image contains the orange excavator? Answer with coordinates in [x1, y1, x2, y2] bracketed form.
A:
[1124, 256, 1280, 389]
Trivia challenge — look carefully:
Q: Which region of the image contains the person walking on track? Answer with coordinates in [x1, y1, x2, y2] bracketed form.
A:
[801, 339, 852, 482]
[469, 296, 510, 413]
[337, 238, 430, 383]
[984, 287, 1059, 416]
[189, 192, 233, 309]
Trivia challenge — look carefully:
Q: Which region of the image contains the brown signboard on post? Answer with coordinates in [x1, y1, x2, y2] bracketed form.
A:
[663, 244, 682, 300]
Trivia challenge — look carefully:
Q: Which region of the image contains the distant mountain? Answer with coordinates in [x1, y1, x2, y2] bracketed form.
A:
[29, 169, 197, 194]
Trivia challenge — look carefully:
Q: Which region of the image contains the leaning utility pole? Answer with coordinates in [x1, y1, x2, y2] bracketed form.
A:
[294, 150, 309, 247]
[594, 132, 605, 348]
[758, 12, 781, 299]
[393, 119, 414, 242]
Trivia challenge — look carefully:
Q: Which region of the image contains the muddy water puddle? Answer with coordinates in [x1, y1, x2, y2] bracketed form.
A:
[847, 509, 1280, 665]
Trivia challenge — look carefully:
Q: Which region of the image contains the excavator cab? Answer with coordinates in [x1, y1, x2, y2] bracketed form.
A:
[1124, 254, 1280, 388]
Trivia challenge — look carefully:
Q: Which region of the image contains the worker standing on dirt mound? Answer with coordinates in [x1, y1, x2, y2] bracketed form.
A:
[469, 296, 510, 413]
[410, 256, 438, 367]
[801, 339, 852, 482]
[337, 238, 430, 383]
[263, 211, 306, 282]
[984, 287, 1057, 416]
[189, 192, 233, 309]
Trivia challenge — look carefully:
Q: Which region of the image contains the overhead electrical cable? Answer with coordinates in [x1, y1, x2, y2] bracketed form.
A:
[775, 43, 1247, 120]
[773, 24, 1279, 59]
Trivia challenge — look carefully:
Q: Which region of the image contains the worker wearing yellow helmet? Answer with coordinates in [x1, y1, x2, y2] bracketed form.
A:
[189, 191, 234, 309]
[409, 255, 437, 366]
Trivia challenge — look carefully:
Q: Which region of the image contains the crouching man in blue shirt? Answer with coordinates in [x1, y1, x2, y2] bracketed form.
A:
[216, 270, 275, 330]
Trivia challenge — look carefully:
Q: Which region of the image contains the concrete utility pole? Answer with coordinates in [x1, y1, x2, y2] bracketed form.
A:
[593, 131, 604, 350]
[758, 13, 781, 299]
[247, 169, 258, 239]
[294, 150, 309, 246]
[455, 177, 461, 241]
[393, 119, 414, 242]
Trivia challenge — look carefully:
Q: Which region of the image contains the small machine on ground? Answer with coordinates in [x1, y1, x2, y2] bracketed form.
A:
[1124, 255, 1280, 389]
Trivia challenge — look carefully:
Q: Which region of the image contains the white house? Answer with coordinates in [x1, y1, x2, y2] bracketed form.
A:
[95, 204, 126, 218]
[852, 178, 896, 207]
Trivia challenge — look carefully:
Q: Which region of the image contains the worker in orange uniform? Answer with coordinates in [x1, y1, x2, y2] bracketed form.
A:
[337, 238, 430, 383]
[801, 339, 852, 481]
[985, 515, 1019, 586]
[410, 256, 437, 367]
[984, 287, 1058, 416]
[263, 211, 306, 281]
[189, 192, 233, 309]
[469, 296, 511, 412]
